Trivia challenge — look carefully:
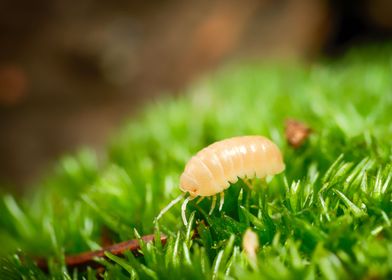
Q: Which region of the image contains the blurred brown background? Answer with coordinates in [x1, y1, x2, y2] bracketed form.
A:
[1, 0, 391, 190]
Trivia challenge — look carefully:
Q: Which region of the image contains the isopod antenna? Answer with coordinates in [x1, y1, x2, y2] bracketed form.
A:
[155, 193, 185, 223]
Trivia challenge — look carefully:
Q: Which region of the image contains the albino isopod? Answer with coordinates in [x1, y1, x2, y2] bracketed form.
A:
[156, 135, 285, 225]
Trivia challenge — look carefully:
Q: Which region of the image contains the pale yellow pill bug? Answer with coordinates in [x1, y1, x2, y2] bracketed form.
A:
[179, 136, 285, 197]
[155, 135, 285, 225]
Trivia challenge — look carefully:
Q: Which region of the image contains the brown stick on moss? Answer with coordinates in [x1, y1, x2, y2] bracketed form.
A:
[36, 234, 167, 271]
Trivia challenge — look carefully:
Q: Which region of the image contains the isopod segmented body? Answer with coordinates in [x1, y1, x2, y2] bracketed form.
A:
[179, 136, 285, 197]
[156, 135, 285, 225]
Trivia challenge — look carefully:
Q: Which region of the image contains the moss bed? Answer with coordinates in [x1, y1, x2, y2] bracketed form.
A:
[1, 46, 392, 279]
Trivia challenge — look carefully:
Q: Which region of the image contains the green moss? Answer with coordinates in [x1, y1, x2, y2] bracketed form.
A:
[1, 45, 392, 279]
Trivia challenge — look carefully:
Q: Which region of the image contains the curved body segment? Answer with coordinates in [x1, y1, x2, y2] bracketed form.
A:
[179, 136, 285, 197]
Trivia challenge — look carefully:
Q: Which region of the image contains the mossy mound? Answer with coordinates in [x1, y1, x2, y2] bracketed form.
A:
[1, 46, 392, 279]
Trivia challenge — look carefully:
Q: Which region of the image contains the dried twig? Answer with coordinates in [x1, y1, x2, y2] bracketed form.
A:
[36, 229, 199, 272]
[36, 234, 167, 271]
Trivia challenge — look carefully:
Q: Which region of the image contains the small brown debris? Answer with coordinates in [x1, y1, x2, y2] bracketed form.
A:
[285, 119, 312, 148]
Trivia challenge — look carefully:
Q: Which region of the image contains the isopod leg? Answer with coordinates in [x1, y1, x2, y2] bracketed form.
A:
[155, 194, 184, 222]
[244, 177, 253, 189]
[209, 195, 217, 215]
[218, 192, 224, 212]
[196, 196, 205, 204]
[181, 196, 192, 226]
